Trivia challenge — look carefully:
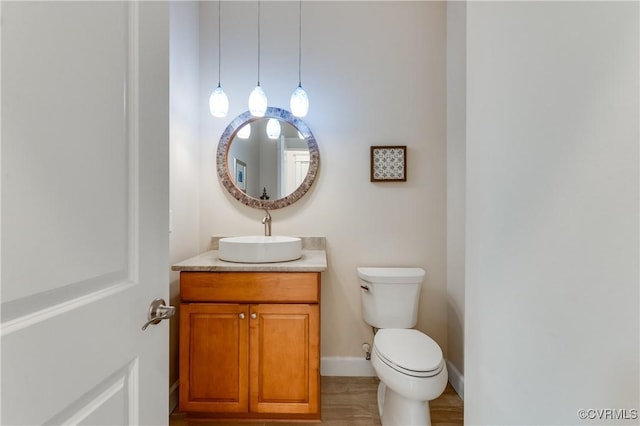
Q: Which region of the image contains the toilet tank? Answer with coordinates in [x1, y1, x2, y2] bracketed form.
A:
[358, 267, 425, 329]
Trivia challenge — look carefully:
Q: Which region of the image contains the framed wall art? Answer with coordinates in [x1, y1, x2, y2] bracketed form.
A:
[234, 158, 247, 192]
[370, 145, 407, 182]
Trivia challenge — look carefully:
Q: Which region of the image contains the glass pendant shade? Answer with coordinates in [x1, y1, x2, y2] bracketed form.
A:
[290, 84, 309, 118]
[248, 85, 268, 117]
[209, 84, 229, 118]
[266, 118, 281, 139]
[237, 123, 251, 139]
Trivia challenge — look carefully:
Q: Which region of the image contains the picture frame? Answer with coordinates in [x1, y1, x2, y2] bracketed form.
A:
[234, 158, 247, 192]
[370, 145, 407, 182]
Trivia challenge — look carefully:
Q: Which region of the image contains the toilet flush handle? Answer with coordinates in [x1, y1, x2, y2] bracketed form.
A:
[360, 285, 370, 291]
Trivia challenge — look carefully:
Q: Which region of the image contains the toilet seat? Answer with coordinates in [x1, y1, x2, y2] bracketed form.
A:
[374, 329, 444, 378]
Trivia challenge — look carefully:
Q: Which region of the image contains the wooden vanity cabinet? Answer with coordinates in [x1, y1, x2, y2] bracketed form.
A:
[179, 271, 320, 421]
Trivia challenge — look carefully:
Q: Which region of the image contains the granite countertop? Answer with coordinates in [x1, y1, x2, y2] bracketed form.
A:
[171, 236, 327, 272]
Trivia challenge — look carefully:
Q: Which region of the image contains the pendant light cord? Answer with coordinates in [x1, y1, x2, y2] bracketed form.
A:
[297, 0, 302, 86]
[257, 0, 261, 86]
[217, 0, 222, 86]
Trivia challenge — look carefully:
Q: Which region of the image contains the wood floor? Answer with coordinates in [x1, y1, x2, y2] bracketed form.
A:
[170, 376, 463, 426]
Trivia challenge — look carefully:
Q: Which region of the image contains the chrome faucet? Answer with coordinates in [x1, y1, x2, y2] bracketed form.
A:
[261, 209, 272, 236]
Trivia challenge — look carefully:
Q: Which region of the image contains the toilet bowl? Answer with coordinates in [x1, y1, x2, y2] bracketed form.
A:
[371, 329, 448, 426]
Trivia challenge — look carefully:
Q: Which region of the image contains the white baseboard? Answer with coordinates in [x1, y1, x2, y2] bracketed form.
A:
[445, 359, 464, 400]
[321, 356, 376, 376]
[169, 380, 179, 415]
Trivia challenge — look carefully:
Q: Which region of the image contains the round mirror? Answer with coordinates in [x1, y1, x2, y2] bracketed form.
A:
[216, 107, 320, 209]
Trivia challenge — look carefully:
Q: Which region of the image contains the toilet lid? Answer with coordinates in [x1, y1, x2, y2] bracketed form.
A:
[374, 329, 443, 377]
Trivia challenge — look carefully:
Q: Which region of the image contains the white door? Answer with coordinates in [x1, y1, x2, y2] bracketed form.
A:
[1, 2, 170, 425]
[284, 150, 310, 196]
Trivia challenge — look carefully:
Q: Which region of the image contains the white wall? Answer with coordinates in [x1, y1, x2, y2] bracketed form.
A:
[446, 0, 466, 396]
[465, 2, 639, 424]
[169, 0, 201, 409]
[198, 1, 447, 362]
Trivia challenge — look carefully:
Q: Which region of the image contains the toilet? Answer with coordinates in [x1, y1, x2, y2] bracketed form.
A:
[358, 267, 448, 426]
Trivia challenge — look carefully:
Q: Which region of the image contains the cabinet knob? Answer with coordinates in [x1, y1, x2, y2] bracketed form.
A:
[251, 313, 257, 320]
[239, 313, 245, 320]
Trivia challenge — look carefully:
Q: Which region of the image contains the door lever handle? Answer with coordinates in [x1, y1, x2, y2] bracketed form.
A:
[142, 298, 176, 331]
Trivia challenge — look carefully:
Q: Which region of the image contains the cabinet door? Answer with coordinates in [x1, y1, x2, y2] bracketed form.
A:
[180, 303, 249, 413]
[249, 304, 320, 416]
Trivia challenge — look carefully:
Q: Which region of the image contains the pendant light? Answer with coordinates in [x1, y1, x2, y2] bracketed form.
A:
[237, 123, 251, 139]
[290, 0, 309, 117]
[209, 0, 229, 118]
[248, 0, 268, 117]
[266, 118, 281, 139]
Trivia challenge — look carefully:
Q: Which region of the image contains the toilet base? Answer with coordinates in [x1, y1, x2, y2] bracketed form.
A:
[377, 382, 432, 426]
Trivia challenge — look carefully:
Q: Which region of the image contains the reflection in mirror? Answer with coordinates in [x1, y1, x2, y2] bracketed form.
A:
[237, 123, 251, 139]
[227, 119, 308, 200]
[216, 107, 319, 210]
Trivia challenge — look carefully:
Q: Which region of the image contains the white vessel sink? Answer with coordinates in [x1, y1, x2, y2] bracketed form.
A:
[218, 236, 302, 263]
